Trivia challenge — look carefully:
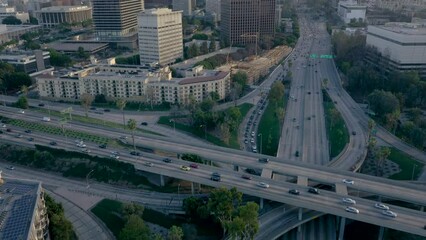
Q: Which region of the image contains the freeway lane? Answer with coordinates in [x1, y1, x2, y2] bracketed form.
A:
[0, 106, 425, 207]
[1, 120, 425, 236]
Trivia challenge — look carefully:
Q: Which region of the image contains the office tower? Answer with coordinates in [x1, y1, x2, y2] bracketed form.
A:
[92, 0, 144, 39]
[138, 8, 183, 65]
[172, 0, 192, 15]
[144, 0, 171, 8]
[221, 0, 275, 46]
[206, 0, 220, 21]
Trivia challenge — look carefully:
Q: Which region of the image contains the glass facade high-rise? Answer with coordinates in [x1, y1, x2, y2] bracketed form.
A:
[221, 0, 275, 46]
[92, 0, 144, 39]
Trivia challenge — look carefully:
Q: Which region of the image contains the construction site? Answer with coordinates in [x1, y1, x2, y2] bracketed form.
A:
[218, 45, 292, 84]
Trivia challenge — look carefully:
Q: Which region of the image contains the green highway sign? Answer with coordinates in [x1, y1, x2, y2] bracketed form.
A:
[320, 54, 334, 59]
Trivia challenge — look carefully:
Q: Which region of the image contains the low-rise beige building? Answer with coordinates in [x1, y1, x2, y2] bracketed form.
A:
[36, 65, 230, 104]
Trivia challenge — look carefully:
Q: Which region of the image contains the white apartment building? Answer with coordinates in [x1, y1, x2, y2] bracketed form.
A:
[366, 22, 426, 78]
[138, 8, 183, 66]
[173, 0, 192, 16]
[338, 1, 367, 24]
[36, 65, 230, 104]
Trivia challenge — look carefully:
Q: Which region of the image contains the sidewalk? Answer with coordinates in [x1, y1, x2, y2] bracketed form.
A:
[46, 189, 114, 240]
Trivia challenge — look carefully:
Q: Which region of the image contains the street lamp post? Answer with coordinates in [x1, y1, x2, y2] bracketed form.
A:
[170, 120, 175, 133]
[86, 169, 94, 188]
[412, 164, 418, 180]
[258, 133, 263, 154]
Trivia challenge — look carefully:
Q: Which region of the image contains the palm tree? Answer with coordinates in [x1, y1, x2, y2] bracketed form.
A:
[80, 93, 94, 117]
[127, 119, 137, 151]
[116, 98, 127, 129]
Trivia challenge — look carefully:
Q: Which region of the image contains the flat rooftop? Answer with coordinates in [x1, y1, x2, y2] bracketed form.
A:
[0, 178, 41, 240]
[376, 23, 426, 35]
[47, 42, 108, 53]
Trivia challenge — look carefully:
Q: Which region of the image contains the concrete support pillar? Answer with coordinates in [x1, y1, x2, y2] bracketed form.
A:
[298, 207, 303, 221]
[259, 198, 264, 209]
[297, 226, 303, 240]
[191, 182, 194, 195]
[160, 174, 165, 187]
[338, 217, 346, 240]
[378, 226, 384, 240]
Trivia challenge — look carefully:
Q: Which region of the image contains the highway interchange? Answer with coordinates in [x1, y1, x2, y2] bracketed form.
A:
[0, 104, 425, 237]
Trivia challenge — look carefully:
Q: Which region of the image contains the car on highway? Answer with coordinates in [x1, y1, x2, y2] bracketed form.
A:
[308, 187, 319, 194]
[211, 172, 221, 181]
[76, 143, 86, 148]
[15, 134, 22, 138]
[104, 109, 111, 112]
[81, 149, 91, 153]
[241, 174, 252, 180]
[189, 163, 199, 169]
[109, 154, 119, 159]
[19, 110, 25, 114]
[99, 144, 107, 149]
[252, 148, 257, 153]
[27, 137, 34, 142]
[141, 122, 148, 126]
[1, 124, 6, 128]
[130, 151, 141, 156]
[111, 151, 120, 155]
[257, 182, 270, 188]
[24, 130, 32, 133]
[250, 138, 255, 143]
[342, 198, 356, 205]
[7, 166, 14, 170]
[352, 131, 357, 136]
[289, 189, 300, 195]
[345, 206, 359, 214]
[374, 203, 389, 210]
[244, 139, 248, 144]
[342, 179, 354, 185]
[251, 131, 255, 137]
[258, 158, 269, 163]
[163, 158, 172, 163]
[180, 166, 191, 171]
[6, 128, 12, 132]
[382, 210, 397, 218]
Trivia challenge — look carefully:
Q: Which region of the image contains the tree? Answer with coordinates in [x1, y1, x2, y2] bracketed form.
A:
[127, 119, 137, 151]
[268, 81, 285, 105]
[116, 98, 127, 128]
[80, 93, 94, 117]
[15, 96, 28, 109]
[119, 215, 150, 240]
[368, 90, 400, 117]
[207, 187, 242, 237]
[49, 49, 72, 67]
[209, 39, 216, 52]
[29, 16, 38, 24]
[187, 43, 199, 58]
[200, 41, 209, 55]
[2, 16, 21, 25]
[168, 226, 184, 240]
[228, 202, 259, 239]
[2, 72, 31, 91]
[232, 71, 248, 87]
[77, 46, 89, 59]
[122, 202, 144, 218]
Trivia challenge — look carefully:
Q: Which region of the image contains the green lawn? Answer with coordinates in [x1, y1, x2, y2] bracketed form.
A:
[387, 148, 424, 180]
[33, 107, 161, 136]
[91, 199, 125, 238]
[1, 117, 109, 144]
[257, 97, 286, 156]
[323, 91, 349, 159]
[92, 199, 221, 238]
[157, 103, 253, 149]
